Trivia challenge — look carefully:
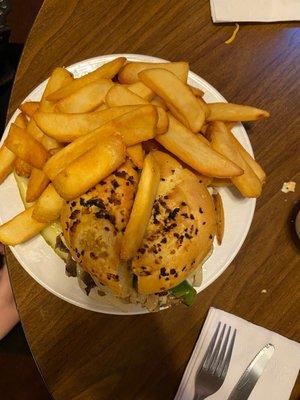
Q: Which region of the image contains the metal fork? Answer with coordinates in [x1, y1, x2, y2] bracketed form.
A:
[193, 322, 237, 400]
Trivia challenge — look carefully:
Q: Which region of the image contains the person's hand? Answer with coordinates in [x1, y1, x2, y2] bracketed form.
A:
[0, 244, 19, 339]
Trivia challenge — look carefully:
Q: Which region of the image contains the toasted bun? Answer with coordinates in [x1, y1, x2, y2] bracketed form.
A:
[61, 160, 139, 297]
[132, 151, 216, 295]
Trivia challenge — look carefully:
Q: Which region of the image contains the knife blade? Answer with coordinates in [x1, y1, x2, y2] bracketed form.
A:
[227, 343, 275, 400]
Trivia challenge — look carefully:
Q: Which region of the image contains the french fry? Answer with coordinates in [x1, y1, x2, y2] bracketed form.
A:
[229, 132, 266, 183]
[210, 178, 232, 187]
[118, 61, 189, 84]
[210, 122, 262, 197]
[197, 97, 210, 119]
[189, 86, 204, 97]
[156, 114, 243, 178]
[14, 158, 32, 178]
[19, 101, 40, 117]
[33, 184, 64, 223]
[56, 79, 114, 113]
[53, 134, 126, 200]
[139, 68, 205, 132]
[26, 168, 50, 203]
[15, 113, 28, 129]
[5, 124, 49, 169]
[34, 105, 141, 142]
[125, 81, 154, 100]
[121, 152, 160, 260]
[47, 57, 126, 101]
[207, 103, 270, 122]
[212, 192, 225, 245]
[93, 103, 108, 111]
[0, 206, 48, 245]
[0, 146, 15, 183]
[127, 144, 144, 168]
[151, 150, 182, 177]
[150, 97, 167, 110]
[26, 118, 44, 142]
[43, 124, 118, 180]
[40, 67, 73, 112]
[106, 85, 168, 134]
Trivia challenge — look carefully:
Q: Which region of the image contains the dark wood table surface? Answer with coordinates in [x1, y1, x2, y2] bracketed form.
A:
[5, 1, 300, 399]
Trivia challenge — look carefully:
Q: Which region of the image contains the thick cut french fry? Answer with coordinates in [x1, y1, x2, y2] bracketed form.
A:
[15, 113, 28, 129]
[43, 125, 118, 180]
[56, 79, 114, 113]
[189, 85, 204, 97]
[229, 132, 266, 183]
[121, 153, 160, 260]
[0, 146, 15, 183]
[93, 103, 108, 111]
[0, 206, 47, 245]
[150, 97, 167, 110]
[207, 103, 270, 122]
[26, 119, 44, 142]
[14, 158, 32, 178]
[125, 81, 154, 100]
[127, 144, 144, 168]
[210, 178, 232, 187]
[156, 114, 243, 178]
[197, 97, 210, 119]
[53, 134, 126, 200]
[34, 105, 141, 142]
[26, 168, 50, 203]
[40, 67, 73, 112]
[118, 61, 189, 84]
[19, 101, 40, 117]
[5, 124, 49, 169]
[139, 68, 205, 132]
[33, 184, 64, 223]
[212, 192, 225, 245]
[47, 57, 126, 101]
[210, 122, 262, 197]
[106, 85, 168, 134]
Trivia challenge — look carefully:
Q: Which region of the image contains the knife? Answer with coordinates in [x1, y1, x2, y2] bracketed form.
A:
[227, 343, 275, 400]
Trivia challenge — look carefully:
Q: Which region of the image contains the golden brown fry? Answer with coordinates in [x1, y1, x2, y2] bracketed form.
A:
[53, 134, 126, 200]
[189, 85, 204, 97]
[121, 152, 160, 260]
[26, 119, 44, 142]
[0, 146, 15, 183]
[207, 103, 270, 122]
[0, 206, 48, 245]
[34, 105, 141, 142]
[19, 101, 40, 118]
[229, 132, 266, 183]
[14, 158, 32, 178]
[210, 121, 262, 197]
[26, 168, 50, 203]
[118, 61, 189, 84]
[150, 97, 167, 110]
[139, 68, 205, 132]
[14, 113, 28, 129]
[127, 144, 144, 168]
[56, 79, 114, 113]
[47, 57, 126, 101]
[5, 124, 49, 169]
[93, 103, 108, 111]
[156, 114, 243, 178]
[126, 81, 154, 100]
[106, 85, 168, 134]
[210, 178, 232, 187]
[212, 192, 225, 245]
[33, 184, 64, 223]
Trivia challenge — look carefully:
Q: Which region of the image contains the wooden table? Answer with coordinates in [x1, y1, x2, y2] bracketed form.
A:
[6, 1, 300, 399]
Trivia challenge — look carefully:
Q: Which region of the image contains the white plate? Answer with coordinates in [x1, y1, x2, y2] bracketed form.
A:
[0, 54, 255, 315]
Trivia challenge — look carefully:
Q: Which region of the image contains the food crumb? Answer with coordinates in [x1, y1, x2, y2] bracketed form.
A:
[261, 289, 267, 294]
[281, 181, 296, 193]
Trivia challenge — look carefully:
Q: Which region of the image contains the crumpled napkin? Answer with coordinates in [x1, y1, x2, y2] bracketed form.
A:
[210, 0, 300, 22]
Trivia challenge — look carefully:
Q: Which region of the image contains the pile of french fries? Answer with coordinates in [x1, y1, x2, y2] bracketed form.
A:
[0, 57, 268, 249]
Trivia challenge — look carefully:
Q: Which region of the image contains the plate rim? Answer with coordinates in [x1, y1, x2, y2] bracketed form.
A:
[1, 53, 256, 314]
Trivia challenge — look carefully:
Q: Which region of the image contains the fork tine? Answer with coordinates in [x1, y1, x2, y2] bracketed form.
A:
[205, 323, 226, 371]
[214, 326, 231, 375]
[219, 328, 237, 379]
[197, 322, 221, 373]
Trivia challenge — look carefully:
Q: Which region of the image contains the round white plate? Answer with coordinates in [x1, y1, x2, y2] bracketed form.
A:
[0, 54, 255, 315]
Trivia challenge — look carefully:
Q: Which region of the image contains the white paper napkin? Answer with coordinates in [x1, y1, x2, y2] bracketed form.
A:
[210, 0, 300, 22]
[175, 307, 300, 400]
